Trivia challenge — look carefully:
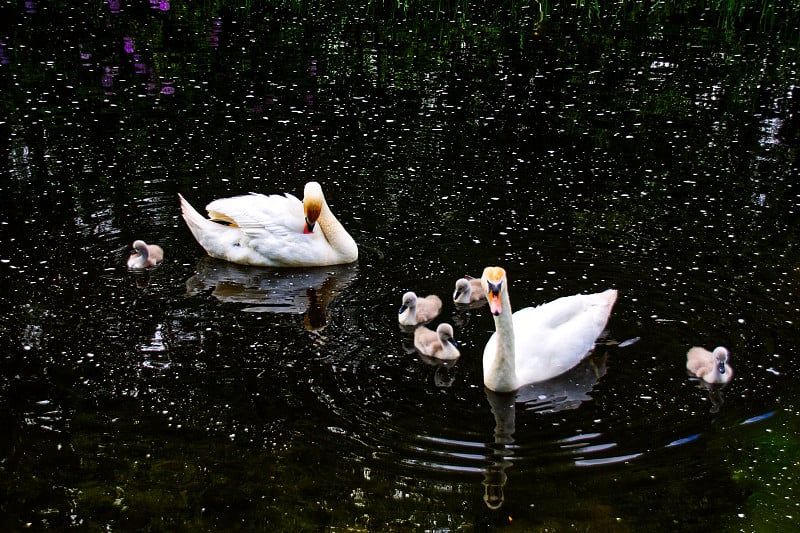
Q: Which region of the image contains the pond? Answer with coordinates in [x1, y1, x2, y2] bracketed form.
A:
[1, 1, 800, 530]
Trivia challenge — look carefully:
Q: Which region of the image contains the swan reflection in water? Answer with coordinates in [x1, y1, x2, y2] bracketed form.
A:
[482, 352, 608, 510]
[185, 257, 358, 332]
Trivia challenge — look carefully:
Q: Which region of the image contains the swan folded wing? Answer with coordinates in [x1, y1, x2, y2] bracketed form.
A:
[206, 193, 305, 238]
[511, 297, 610, 383]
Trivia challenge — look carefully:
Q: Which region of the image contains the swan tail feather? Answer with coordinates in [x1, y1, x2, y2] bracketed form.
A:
[179, 193, 238, 255]
[601, 289, 618, 308]
[179, 194, 210, 233]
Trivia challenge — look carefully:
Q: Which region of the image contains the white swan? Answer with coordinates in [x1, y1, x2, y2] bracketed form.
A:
[414, 323, 460, 360]
[127, 240, 164, 270]
[398, 292, 442, 326]
[481, 266, 617, 392]
[178, 181, 358, 267]
[453, 275, 486, 305]
[686, 346, 733, 384]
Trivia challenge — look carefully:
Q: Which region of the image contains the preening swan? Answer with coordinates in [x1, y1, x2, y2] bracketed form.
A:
[481, 266, 617, 392]
[127, 240, 164, 270]
[178, 181, 358, 267]
[398, 292, 442, 326]
[414, 323, 460, 360]
[686, 346, 733, 384]
[453, 276, 486, 305]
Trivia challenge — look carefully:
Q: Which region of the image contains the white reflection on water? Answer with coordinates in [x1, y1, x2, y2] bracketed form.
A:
[399, 354, 610, 510]
[185, 256, 358, 332]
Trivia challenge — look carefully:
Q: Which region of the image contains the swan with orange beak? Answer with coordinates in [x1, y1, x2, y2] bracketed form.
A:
[179, 181, 358, 267]
[481, 266, 617, 392]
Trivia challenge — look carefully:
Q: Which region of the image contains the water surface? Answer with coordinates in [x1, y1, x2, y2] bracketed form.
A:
[1, 2, 799, 530]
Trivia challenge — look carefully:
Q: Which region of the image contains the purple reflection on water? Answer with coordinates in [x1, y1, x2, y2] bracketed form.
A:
[209, 17, 222, 48]
[123, 37, 135, 54]
[0, 40, 9, 65]
[25, 1, 36, 14]
[160, 81, 175, 95]
[107, 0, 121, 13]
[133, 55, 149, 75]
[101, 66, 119, 94]
[80, 48, 92, 66]
[309, 59, 317, 77]
[252, 95, 279, 114]
[150, 0, 170, 11]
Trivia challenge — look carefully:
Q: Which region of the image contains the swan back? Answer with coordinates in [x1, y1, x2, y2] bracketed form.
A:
[687, 346, 733, 384]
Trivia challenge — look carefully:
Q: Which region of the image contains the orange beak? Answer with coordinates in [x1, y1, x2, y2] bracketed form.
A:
[486, 282, 502, 315]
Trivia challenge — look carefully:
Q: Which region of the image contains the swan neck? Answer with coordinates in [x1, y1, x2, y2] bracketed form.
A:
[317, 200, 357, 258]
[488, 287, 517, 391]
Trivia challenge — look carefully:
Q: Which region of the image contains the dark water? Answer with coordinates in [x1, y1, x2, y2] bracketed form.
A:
[2, 1, 800, 531]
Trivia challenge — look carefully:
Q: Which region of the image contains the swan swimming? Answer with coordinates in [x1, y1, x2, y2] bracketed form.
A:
[127, 240, 164, 270]
[398, 291, 442, 326]
[178, 181, 358, 267]
[686, 346, 733, 384]
[481, 266, 617, 392]
[453, 276, 486, 305]
[414, 323, 460, 360]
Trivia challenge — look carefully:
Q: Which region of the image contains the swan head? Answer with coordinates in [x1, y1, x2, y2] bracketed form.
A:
[399, 291, 417, 314]
[713, 346, 730, 375]
[303, 181, 325, 234]
[481, 266, 507, 316]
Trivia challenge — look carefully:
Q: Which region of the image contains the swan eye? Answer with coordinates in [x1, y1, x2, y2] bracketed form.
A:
[487, 280, 502, 295]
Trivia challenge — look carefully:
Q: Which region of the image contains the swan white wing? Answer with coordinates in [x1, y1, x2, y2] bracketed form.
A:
[526, 292, 610, 331]
[206, 192, 305, 238]
[510, 293, 612, 384]
[204, 193, 342, 265]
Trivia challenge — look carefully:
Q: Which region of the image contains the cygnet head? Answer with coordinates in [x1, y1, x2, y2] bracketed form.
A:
[712, 346, 730, 375]
[132, 240, 149, 254]
[437, 323, 457, 347]
[399, 291, 417, 313]
[453, 278, 471, 302]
